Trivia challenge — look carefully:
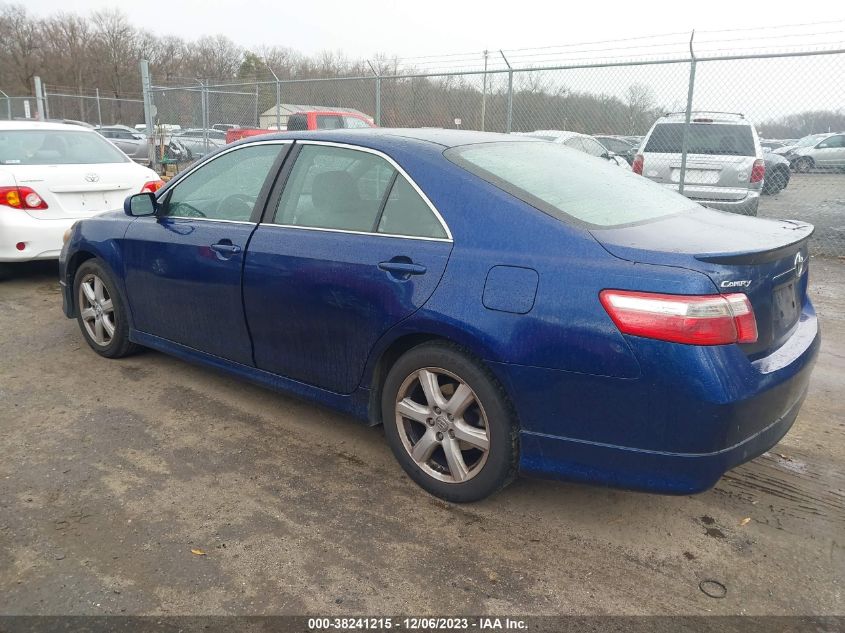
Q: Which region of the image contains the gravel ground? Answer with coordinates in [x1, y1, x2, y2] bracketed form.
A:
[0, 259, 843, 616]
[759, 172, 845, 257]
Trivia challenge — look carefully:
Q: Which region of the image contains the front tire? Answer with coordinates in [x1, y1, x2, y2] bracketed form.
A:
[73, 258, 139, 358]
[382, 342, 519, 503]
[794, 157, 813, 174]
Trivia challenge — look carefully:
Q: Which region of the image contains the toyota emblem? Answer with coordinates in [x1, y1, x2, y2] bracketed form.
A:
[84, 173, 100, 183]
[794, 252, 805, 278]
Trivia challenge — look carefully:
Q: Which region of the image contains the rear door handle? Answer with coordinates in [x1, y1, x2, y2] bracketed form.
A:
[210, 241, 242, 256]
[378, 261, 427, 276]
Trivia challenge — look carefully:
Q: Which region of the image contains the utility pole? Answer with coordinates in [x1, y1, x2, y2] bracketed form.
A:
[33, 76, 46, 120]
[678, 30, 696, 197]
[480, 50, 489, 131]
[265, 64, 282, 130]
[95, 88, 103, 127]
[140, 60, 155, 167]
[500, 50, 513, 133]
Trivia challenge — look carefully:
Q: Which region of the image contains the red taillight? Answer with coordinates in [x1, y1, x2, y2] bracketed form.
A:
[750, 159, 765, 183]
[600, 290, 758, 346]
[632, 154, 644, 175]
[0, 186, 48, 210]
[141, 180, 165, 193]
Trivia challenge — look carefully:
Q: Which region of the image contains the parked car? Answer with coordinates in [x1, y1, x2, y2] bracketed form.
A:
[760, 140, 787, 152]
[762, 151, 791, 195]
[212, 123, 237, 132]
[171, 129, 226, 158]
[226, 111, 375, 143]
[286, 110, 375, 131]
[59, 129, 818, 502]
[594, 135, 638, 165]
[97, 125, 150, 164]
[784, 132, 845, 173]
[521, 130, 631, 169]
[0, 121, 162, 277]
[634, 112, 764, 216]
[771, 133, 831, 160]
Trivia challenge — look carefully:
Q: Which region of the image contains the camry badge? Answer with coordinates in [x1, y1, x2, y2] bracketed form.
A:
[84, 173, 100, 183]
[720, 280, 752, 289]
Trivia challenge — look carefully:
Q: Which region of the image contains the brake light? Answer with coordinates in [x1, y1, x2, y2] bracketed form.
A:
[141, 180, 165, 193]
[600, 290, 758, 345]
[0, 186, 48, 210]
[750, 159, 765, 183]
[632, 154, 644, 175]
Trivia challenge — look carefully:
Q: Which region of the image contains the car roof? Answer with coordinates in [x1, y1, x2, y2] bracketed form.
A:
[0, 120, 97, 132]
[519, 130, 583, 141]
[230, 128, 541, 154]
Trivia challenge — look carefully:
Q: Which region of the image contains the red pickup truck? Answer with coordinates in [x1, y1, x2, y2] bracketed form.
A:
[225, 110, 375, 143]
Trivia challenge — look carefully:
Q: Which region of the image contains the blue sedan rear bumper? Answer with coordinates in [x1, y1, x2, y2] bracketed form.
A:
[492, 306, 820, 494]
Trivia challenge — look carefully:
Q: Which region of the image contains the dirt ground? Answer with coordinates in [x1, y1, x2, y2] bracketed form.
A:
[0, 258, 842, 616]
[759, 172, 845, 257]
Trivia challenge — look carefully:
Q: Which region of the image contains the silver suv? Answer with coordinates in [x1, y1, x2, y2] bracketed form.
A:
[634, 112, 764, 216]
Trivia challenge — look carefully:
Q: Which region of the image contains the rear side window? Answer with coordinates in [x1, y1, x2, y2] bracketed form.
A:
[0, 130, 129, 165]
[316, 115, 344, 130]
[446, 141, 697, 228]
[644, 123, 755, 156]
[343, 116, 371, 129]
[378, 176, 447, 239]
[274, 144, 446, 238]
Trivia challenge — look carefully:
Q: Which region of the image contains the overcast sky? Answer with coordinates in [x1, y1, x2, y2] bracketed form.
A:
[20, 0, 845, 60]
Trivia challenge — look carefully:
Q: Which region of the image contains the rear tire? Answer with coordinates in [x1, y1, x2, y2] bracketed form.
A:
[763, 168, 789, 195]
[73, 258, 139, 358]
[382, 342, 519, 503]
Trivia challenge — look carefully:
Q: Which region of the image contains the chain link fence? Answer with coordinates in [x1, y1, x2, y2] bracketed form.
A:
[142, 44, 844, 256]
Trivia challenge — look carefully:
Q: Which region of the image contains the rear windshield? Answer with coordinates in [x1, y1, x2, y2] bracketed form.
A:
[644, 123, 755, 156]
[0, 129, 130, 165]
[445, 141, 698, 228]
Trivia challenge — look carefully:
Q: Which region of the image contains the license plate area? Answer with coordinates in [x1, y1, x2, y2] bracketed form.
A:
[670, 168, 719, 184]
[772, 280, 800, 338]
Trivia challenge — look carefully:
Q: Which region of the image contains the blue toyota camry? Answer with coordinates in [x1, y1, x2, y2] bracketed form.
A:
[59, 129, 819, 502]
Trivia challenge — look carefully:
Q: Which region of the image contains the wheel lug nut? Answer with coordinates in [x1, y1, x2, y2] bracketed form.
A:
[447, 413, 453, 420]
[426, 418, 434, 426]
[435, 432, 443, 441]
[448, 430, 455, 439]
[434, 407, 441, 414]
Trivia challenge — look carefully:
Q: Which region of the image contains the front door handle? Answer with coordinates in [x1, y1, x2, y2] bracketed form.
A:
[378, 261, 427, 276]
[210, 241, 242, 257]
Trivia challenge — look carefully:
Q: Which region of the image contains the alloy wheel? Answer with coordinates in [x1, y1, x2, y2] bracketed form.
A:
[78, 273, 116, 347]
[394, 367, 491, 483]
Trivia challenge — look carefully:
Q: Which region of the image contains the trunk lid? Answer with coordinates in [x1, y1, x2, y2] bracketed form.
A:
[9, 163, 146, 220]
[591, 209, 813, 358]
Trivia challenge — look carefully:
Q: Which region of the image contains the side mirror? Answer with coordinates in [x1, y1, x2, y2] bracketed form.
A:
[602, 152, 611, 160]
[124, 192, 158, 217]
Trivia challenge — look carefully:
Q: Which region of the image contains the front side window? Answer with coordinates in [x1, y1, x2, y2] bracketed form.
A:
[446, 141, 698, 228]
[0, 130, 129, 165]
[164, 143, 284, 221]
[818, 135, 844, 148]
[274, 144, 447, 238]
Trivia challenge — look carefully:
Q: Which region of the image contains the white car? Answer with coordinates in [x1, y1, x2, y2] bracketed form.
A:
[0, 121, 162, 274]
[520, 130, 632, 169]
